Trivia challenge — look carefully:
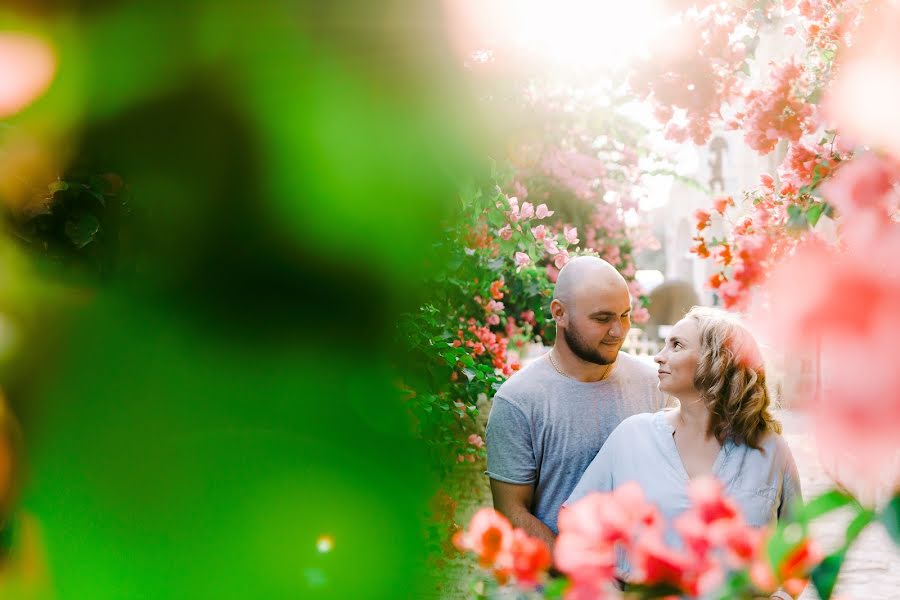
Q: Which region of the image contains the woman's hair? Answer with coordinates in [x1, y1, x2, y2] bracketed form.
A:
[687, 306, 781, 449]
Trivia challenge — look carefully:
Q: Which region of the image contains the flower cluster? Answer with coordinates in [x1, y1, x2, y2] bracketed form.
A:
[630, 4, 747, 146]
[736, 61, 816, 155]
[453, 319, 521, 377]
[459, 478, 821, 599]
[453, 508, 552, 588]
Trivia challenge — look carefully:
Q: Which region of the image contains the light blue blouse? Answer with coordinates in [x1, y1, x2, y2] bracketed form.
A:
[565, 411, 802, 551]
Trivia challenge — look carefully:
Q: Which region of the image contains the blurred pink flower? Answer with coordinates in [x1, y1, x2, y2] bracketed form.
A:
[514, 252, 531, 269]
[454, 508, 513, 568]
[0, 33, 56, 118]
[544, 237, 560, 255]
[498, 224, 513, 240]
[631, 306, 649, 323]
[825, 0, 900, 162]
[564, 226, 579, 244]
[485, 299, 505, 313]
[508, 530, 552, 588]
[519, 201, 535, 220]
[530, 225, 547, 241]
[486, 314, 500, 326]
[554, 248, 569, 269]
[468, 434, 484, 448]
[758, 231, 900, 502]
[535, 203, 555, 219]
[820, 153, 900, 218]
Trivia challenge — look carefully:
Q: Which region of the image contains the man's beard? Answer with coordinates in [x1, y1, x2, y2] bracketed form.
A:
[563, 324, 618, 366]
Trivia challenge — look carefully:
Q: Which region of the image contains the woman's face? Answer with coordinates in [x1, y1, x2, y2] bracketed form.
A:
[654, 317, 701, 398]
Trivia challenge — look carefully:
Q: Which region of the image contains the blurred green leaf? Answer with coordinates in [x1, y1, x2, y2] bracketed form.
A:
[811, 551, 843, 600]
[880, 494, 900, 546]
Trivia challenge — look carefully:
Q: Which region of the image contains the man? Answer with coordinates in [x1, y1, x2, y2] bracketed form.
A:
[485, 256, 667, 549]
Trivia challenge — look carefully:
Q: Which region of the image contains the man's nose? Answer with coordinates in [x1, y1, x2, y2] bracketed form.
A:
[609, 319, 623, 338]
[654, 351, 665, 364]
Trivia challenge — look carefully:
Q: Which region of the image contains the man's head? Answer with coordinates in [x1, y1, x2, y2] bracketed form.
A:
[551, 256, 632, 365]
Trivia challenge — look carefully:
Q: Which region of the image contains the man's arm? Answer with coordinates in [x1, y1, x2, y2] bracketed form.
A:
[489, 479, 556, 551]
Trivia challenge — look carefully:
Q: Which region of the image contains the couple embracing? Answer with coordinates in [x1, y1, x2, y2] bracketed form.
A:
[485, 256, 801, 600]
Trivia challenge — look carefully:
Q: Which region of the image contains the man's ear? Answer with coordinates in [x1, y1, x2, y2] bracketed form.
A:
[550, 298, 565, 324]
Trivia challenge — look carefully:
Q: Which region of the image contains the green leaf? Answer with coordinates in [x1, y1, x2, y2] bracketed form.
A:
[541, 577, 568, 599]
[786, 204, 808, 230]
[800, 490, 853, 521]
[64, 214, 101, 249]
[811, 551, 844, 600]
[806, 203, 824, 227]
[880, 494, 900, 546]
[800, 489, 854, 522]
[48, 180, 69, 194]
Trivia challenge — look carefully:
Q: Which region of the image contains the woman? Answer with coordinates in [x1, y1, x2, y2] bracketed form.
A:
[564, 307, 801, 598]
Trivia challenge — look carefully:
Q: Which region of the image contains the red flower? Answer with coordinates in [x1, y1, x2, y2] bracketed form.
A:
[454, 508, 513, 568]
[690, 236, 710, 258]
[712, 196, 734, 215]
[694, 209, 711, 230]
[508, 530, 552, 587]
[489, 279, 505, 300]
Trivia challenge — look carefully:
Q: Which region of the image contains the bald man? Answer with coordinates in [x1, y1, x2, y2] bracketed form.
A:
[485, 257, 667, 548]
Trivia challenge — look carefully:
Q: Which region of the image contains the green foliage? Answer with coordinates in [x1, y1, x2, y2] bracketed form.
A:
[5, 167, 131, 280]
[879, 493, 900, 547]
[398, 177, 555, 476]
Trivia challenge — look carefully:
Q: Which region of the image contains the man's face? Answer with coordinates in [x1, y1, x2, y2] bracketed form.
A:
[560, 284, 632, 365]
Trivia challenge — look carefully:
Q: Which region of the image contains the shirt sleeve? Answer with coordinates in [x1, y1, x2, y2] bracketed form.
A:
[777, 441, 803, 522]
[485, 395, 536, 485]
[563, 426, 619, 507]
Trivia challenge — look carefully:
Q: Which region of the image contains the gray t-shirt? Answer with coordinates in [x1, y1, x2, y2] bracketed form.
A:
[566, 411, 802, 550]
[485, 351, 667, 533]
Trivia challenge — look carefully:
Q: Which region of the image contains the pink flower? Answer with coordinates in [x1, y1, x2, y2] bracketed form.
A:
[631, 306, 649, 323]
[519, 310, 535, 325]
[487, 314, 500, 326]
[508, 530, 552, 588]
[468, 434, 484, 448]
[630, 534, 703, 596]
[759, 173, 775, 190]
[757, 231, 900, 502]
[564, 226, 579, 244]
[0, 33, 57, 118]
[485, 299, 505, 314]
[543, 237, 560, 255]
[820, 153, 900, 218]
[498, 224, 513, 240]
[518, 202, 535, 220]
[688, 477, 740, 525]
[535, 203, 555, 219]
[602, 246, 621, 265]
[530, 225, 547, 241]
[454, 508, 513, 568]
[783, 24, 796, 36]
[712, 196, 734, 215]
[824, 0, 900, 162]
[694, 209, 712, 230]
[554, 248, 569, 269]
[514, 252, 531, 269]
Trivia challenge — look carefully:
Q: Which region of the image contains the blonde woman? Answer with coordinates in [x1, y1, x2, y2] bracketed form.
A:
[565, 307, 801, 599]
